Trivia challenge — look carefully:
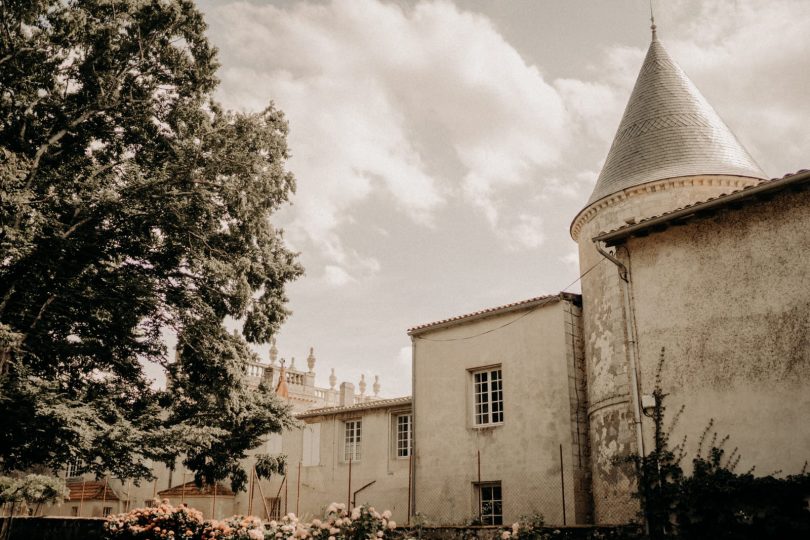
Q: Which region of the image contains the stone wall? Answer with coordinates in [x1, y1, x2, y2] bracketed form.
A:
[0, 517, 106, 540]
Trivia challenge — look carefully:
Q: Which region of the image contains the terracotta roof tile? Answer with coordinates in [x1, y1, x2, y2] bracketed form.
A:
[158, 481, 234, 498]
[67, 480, 119, 502]
[297, 396, 412, 419]
[407, 293, 578, 335]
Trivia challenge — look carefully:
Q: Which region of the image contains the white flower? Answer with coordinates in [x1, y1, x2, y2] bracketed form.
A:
[387, 521, 396, 530]
[381, 511, 392, 520]
[501, 532, 511, 540]
[36, 89, 47, 98]
[377, 532, 384, 537]
[248, 530, 264, 540]
[351, 508, 361, 520]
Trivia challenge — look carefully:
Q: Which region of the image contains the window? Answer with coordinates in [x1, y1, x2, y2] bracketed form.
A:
[473, 368, 503, 425]
[477, 482, 503, 525]
[266, 497, 282, 520]
[65, 457, 82, 478]
[71, 506, 79, 517]
[302, 423, 321, 466]
[102, 507, 113, 517]
[396, 414, 412, 458]
[343, 419, 362, 461]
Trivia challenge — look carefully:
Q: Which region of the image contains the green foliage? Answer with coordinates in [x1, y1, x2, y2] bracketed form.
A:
[0, 474, 69, 516]
[254, 453, 286, 480]
[503, 514, 641, 540]
[0, 0, 301, 490]
[627, 350, 810, 539]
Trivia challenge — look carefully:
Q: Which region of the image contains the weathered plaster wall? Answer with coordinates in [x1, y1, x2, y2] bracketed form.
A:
[252, 406, 412, 523]
[623, 186, 810, 476]
[572, 176, 756, 523]
[412, 298, 589, 526]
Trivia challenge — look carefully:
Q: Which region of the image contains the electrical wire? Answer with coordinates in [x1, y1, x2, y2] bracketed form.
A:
[412, 257, 605, 342]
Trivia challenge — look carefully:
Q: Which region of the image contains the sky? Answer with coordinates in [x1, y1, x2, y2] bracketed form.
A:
[192, 0, 810, 398]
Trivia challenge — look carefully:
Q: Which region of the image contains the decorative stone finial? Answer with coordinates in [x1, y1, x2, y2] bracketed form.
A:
[307, 347, 315, 373]
[650, 0, 658, 41]
[290, 356, 296, 370]
[329, 368, 337, 390]
[373, 375, 380, 397]
[358, 374, 366, 396]
[269, 338, 278, 365]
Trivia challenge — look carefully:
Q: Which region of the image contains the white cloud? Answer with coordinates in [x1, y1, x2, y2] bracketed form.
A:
[502, 213, 545, 251]
[323, 265, 354, 287]
[396, 346, 412, 368]
[208, 0, 574, 277]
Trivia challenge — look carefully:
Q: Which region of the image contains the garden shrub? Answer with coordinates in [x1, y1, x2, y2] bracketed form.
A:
[625, 350, 810, 539]
[105, 501, 399, 540]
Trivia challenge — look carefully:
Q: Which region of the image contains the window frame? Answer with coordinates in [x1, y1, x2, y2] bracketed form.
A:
[395, 413, 412, 458]
[470, 366, 504, 427]
[475, 481, 503, 525]
[343, 419, 362, 462]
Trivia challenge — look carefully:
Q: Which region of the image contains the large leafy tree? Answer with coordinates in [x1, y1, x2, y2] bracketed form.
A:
[0, 0, 302, 490]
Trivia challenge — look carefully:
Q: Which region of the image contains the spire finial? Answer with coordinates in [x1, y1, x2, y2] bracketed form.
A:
[650, 0, 658, 41]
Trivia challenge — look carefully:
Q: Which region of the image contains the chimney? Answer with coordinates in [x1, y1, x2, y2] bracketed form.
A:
[339, 382, 355, 407]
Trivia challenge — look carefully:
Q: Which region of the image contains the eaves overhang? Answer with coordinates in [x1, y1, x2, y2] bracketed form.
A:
[593, 169, 810, 247]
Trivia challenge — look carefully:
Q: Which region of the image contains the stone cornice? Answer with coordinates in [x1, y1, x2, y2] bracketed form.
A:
[570, 175, 762, 241]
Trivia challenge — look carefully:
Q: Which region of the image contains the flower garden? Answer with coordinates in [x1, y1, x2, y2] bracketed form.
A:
[105, 501, 398, 540]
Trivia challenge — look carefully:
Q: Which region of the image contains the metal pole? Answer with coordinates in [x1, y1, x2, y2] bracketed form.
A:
[284, 473, 288, 515]
[477, 450, 482, 521]
[406, 454, 412, 526]
[347, 455, 353, 510]
[181, 472, 187, 505]
[248, 467, 255, 516]
[212, 483, 217, 519]
[559, 444, 567, 526]
[79, 478, 86, 516]
[296, 461, 302, 516]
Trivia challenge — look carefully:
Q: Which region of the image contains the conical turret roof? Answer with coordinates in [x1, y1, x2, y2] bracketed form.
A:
[587, 36, 766, 205]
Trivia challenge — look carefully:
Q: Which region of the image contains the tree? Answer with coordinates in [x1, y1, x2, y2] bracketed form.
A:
[0, 0, 302, 490]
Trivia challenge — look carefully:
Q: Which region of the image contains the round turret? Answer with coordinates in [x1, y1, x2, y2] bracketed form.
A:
[572, 33, 765, 523]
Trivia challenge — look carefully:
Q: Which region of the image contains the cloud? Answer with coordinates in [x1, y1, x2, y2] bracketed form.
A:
[396, 346, 412, 368]
[664, 0, 810, 176]
[323, 265, 354, 287]
[207, 0, 574, 277]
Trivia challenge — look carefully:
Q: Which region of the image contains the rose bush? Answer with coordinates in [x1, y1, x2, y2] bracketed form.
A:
[106, 501, 399, 540]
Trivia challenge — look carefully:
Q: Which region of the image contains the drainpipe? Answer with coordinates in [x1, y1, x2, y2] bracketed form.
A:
[594, 241, 645, 459]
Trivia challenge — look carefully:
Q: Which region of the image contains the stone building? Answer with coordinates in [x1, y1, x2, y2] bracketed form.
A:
[409, 294, 590, 526]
